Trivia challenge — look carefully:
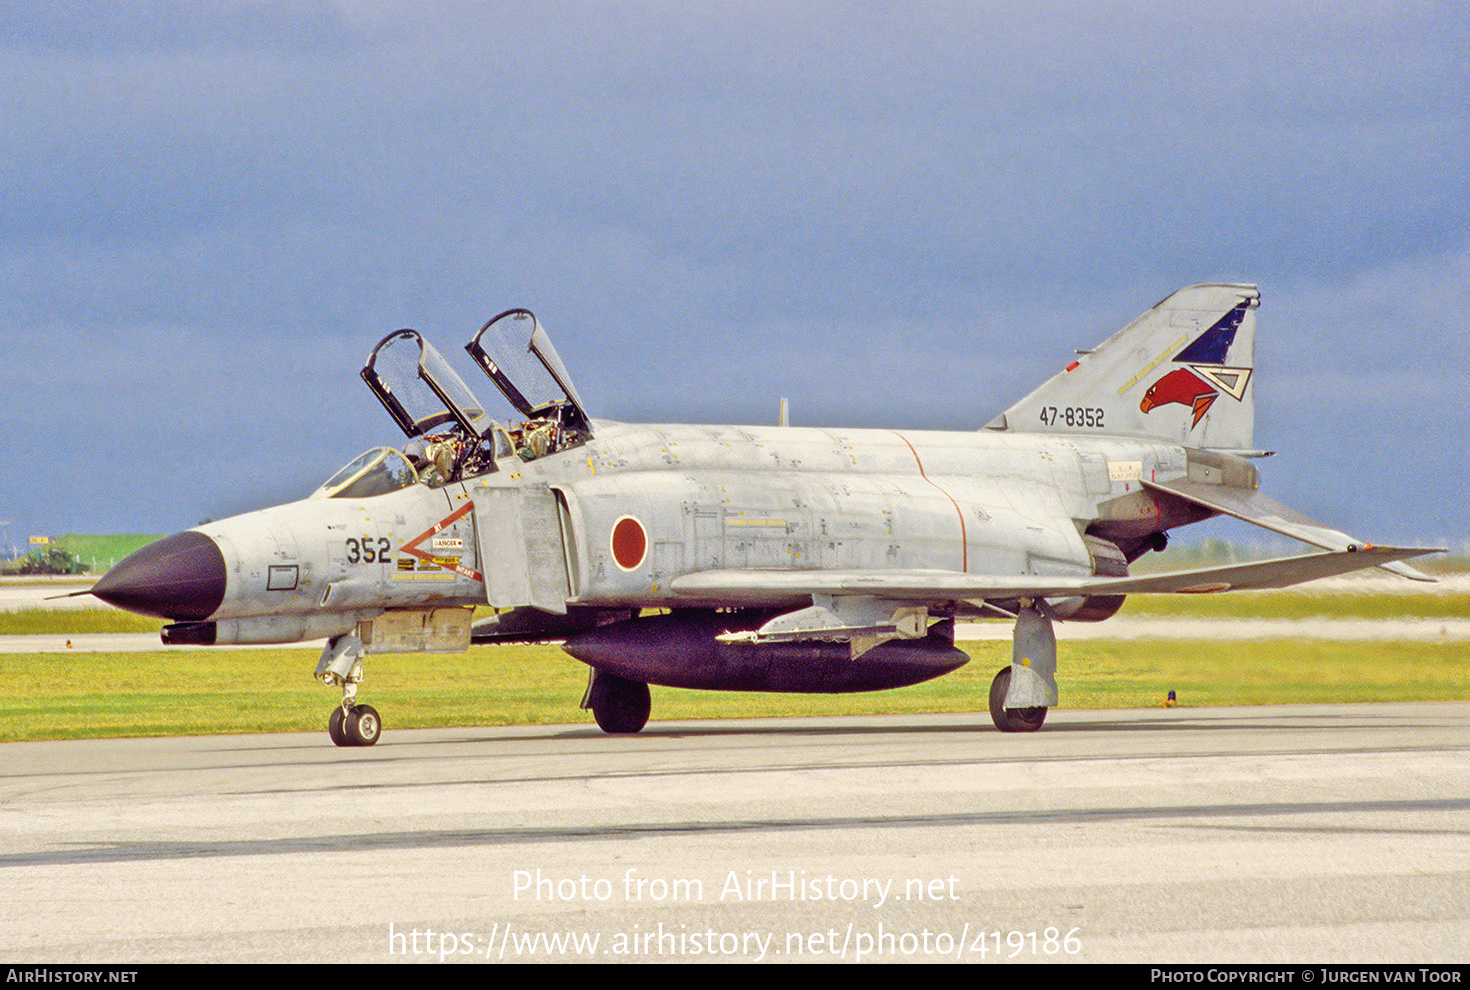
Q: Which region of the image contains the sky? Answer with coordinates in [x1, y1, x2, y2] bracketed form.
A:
[1, 1, 1466, 556]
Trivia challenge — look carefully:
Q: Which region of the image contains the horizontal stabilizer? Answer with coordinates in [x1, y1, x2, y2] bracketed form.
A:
[1145, 476, 1437, 582]
[669, 546, 1440, 607]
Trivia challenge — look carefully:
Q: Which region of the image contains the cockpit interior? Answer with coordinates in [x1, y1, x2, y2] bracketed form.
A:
[313, 310, 591, 499]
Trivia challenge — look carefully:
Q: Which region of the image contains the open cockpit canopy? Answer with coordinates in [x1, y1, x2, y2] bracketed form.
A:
[358, 312, 591, 481]
[362, 329, 493, 441]
[467, 309, 592, 447]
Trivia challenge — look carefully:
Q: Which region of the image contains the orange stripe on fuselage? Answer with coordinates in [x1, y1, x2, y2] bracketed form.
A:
[890, 431, 968, 573]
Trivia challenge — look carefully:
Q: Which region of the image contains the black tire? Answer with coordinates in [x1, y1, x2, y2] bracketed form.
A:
[328, 706, 351, 747]
[590, 674, 651, 734]
[346, 704, 382, 746]
[988, 667, 1047, 733]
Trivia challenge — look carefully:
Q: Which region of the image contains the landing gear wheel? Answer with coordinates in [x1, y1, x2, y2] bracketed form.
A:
[590, 674, 651, 734]
[319, 634, 377, 747]
[328, 706, 350, 747]
[346, 704, 382, 746]
[988, 667, 1047, 733]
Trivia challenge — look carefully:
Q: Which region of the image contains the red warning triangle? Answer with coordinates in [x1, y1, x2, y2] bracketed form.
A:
[400, 501, 483, 583]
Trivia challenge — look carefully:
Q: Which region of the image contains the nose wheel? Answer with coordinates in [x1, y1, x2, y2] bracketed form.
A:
[317, 633, 383, 747]
[328, 702, 382, 747]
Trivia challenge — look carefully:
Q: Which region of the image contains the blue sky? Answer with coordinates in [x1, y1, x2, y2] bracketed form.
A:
[1, 2, 1465, 553]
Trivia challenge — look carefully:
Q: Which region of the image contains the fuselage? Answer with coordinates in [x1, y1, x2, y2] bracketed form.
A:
[115, 421, 1215, 644]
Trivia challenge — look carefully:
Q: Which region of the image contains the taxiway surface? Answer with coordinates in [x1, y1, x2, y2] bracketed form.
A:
[2, 703, 1467, 963]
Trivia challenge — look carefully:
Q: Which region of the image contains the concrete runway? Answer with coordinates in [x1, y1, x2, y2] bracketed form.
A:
[2, 703, 1467, 963]
[3, 575, 1466, 963]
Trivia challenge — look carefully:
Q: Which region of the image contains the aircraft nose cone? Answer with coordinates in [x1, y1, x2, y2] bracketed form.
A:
[90, 531, 227, 621]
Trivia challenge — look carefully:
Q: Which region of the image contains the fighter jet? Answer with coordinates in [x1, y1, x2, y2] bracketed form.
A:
[89, 285, 1439, 745]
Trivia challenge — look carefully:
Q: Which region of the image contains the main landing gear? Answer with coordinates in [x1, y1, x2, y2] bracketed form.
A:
[988, 667, 1047, 732]
[583, 669, 651, 734]
[989, 601, 1058, 733]
[317, 634, 382, 746]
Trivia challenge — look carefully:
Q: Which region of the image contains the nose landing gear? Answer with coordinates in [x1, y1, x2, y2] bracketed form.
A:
[317, 633, 383, 747]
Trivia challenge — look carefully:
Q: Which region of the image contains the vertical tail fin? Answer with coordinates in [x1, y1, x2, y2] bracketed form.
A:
[986, 284, 1259, 451]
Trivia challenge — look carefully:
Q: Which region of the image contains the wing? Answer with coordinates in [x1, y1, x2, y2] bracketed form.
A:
[668, 545, 1441, 608]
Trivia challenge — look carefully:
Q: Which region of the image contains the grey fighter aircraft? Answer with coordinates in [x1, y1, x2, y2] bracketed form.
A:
[89, 285, 1438, 745]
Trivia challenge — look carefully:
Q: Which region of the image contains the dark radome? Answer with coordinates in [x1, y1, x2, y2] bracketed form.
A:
[90, 531, 227, 621]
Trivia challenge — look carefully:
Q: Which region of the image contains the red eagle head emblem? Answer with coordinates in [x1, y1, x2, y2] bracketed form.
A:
[1140, 368, 1217, 427]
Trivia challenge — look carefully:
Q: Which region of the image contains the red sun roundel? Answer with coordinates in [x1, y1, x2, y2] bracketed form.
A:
[610, 516, 647, 571]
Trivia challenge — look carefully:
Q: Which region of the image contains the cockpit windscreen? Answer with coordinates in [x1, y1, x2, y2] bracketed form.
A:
[311, 447, 418, 500]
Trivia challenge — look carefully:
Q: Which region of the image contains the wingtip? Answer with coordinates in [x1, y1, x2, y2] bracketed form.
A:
[1374, 547, 1445, 583]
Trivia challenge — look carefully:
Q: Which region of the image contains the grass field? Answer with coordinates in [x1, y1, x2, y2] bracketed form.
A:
[0, 608, 163, 635]
[40, 534, 161, 572]
[1, 574, 1465, 743]
[1118, 589, 1470, 620]
[2, 635, 1466, 743]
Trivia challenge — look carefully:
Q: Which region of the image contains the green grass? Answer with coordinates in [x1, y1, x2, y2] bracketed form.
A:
[43, 534, 161, 572]
[2, 638, 1467, 743]
[2, 577, 1465, 742]
[0, 608, 164, 635]
[0, 645, 591, 741]
[1118, 590, 1470, 620]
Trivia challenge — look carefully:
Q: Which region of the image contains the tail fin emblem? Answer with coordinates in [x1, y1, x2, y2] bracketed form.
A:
[1140, 365, 1253, 429]
[1140, 301, 1255, 430]
[1140, 369, 1217, 426]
